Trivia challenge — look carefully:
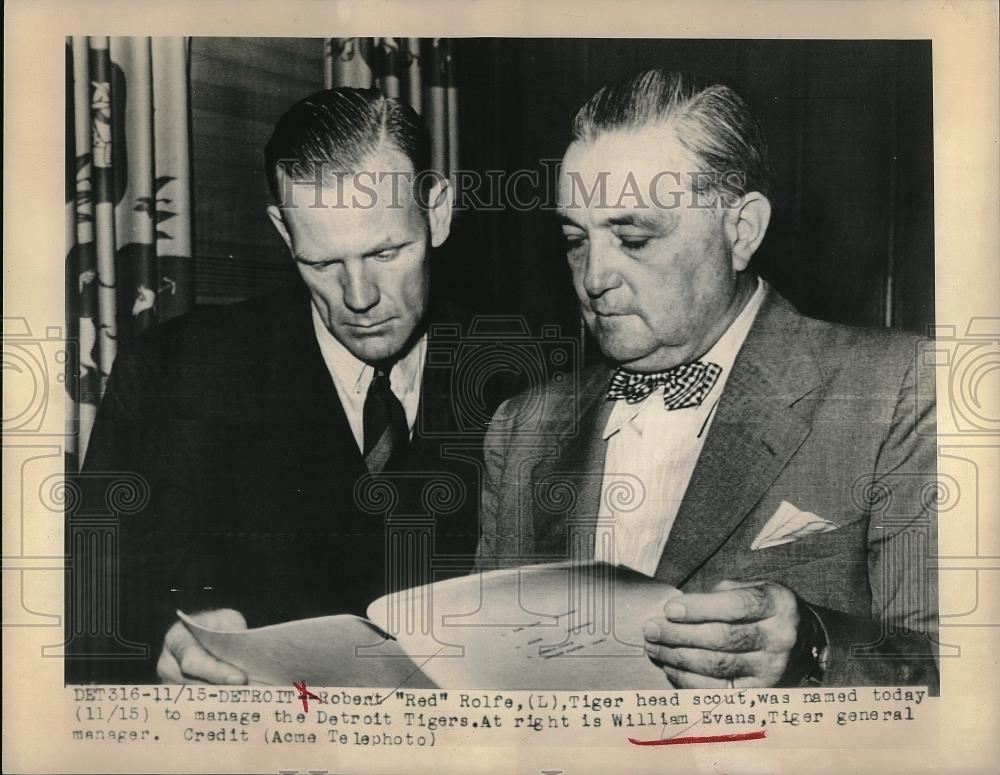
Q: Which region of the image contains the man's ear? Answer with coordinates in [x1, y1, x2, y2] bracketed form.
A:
[425, 176, 453, 248]
[266, 205, 293, 251]
[723, 192, 772, 272]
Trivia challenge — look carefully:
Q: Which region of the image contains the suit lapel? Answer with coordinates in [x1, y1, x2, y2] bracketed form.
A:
[410, 329, 459, 445]
[532, 366, 614, 558]
[405, 299, 473, 469]
[257, 286, 366, 479]
[654, 290, 824, 587]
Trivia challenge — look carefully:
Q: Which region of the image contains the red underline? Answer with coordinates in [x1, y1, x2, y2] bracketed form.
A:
[628, 730, 766, 746]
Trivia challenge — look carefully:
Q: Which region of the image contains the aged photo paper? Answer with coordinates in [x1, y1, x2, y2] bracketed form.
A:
[4, 1, 999, 773]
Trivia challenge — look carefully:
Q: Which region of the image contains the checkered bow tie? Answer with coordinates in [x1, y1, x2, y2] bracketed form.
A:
[607, 361, 723, 410]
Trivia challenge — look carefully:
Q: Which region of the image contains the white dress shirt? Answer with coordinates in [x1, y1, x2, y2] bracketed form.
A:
[595, 278, 768, 576]
[310, 304, 426, 453]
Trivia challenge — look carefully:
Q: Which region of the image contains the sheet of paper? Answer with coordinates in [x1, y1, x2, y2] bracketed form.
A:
[178, 611, 436, 688]
[367, 561, 681, 689]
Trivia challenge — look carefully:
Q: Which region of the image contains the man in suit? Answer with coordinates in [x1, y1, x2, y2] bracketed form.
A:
[71, 87, 498, 684]
[476, 70, 938, 690]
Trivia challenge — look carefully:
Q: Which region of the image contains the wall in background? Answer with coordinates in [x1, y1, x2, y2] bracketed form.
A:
[190, 37, 321, 304]
[445, 39, 935, 345]
[189, 39, 934, 344]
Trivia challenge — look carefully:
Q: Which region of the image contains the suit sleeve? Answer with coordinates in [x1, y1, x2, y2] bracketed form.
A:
[474, 397, 518, 571]
[82, 342, 143, 471]
[805, 343, 939, 691]
[68, 341, 177, 683]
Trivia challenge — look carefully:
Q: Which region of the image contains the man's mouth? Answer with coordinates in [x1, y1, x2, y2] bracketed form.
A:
[346, 318, 395, 332]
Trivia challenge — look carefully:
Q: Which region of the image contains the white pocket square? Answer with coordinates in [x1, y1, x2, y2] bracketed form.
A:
[751, 501, 838, 551]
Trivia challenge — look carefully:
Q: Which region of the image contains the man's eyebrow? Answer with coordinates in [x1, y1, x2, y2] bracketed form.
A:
[556, 211, 584, 227]
[293, 251, 335, 265]
[360, 238, 413, 257]
[556, 211, 668, 231]
[293, 238, 414, 264]
[603, 213, 663, 230]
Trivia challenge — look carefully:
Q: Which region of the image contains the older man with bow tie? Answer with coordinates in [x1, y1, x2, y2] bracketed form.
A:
[476, 69, 939, 691]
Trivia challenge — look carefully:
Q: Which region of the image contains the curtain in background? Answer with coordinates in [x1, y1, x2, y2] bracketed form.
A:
[65, 37, 195, 468]
[324, 38, 458, 178]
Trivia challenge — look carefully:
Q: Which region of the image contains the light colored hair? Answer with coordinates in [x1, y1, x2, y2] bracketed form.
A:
[571, 69, 772, 204]
[264, 86, 432, 205]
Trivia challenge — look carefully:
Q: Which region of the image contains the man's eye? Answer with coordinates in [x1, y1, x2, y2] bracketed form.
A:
[373, 249, 400, 262]
[563, 234, 587, 253]
[618, 235, 651, 251]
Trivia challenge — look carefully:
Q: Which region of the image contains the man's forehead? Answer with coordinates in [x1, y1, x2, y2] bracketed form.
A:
[562, 125, 697, 179]
[557, 125, 701, 214]
[283, 186, 421, 227]
[275, 144, 420, 208]
[556, 207, 668, 230]
[278, 180, 426, 260]
[280, 173, 419, 210]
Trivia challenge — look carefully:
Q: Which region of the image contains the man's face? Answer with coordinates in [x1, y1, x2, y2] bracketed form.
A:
[268, 149, 450, 365]
[557, 125, 748, 371]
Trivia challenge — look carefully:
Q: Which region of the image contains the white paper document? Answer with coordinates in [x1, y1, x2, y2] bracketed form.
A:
[182, 561, 680, 689]
[177, 611, 435, 688]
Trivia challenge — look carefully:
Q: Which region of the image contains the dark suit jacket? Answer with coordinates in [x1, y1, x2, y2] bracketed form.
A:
[476, 287, 939, 691]
[68, 284, 502, 683]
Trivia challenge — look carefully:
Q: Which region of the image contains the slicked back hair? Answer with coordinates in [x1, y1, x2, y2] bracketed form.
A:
[264, 86, 432, 205]
[571, 69, 772, 204]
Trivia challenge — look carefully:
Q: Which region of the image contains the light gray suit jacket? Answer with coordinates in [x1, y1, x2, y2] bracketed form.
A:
[476, 288, 939, 690]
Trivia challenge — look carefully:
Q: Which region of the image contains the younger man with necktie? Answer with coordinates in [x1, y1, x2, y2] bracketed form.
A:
[71, 87, 502, 684]
[476, 70, 939, 691]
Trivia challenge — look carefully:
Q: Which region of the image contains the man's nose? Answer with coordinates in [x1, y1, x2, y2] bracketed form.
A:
[341, 261, 380, 313]
[582, 240, 622, 299]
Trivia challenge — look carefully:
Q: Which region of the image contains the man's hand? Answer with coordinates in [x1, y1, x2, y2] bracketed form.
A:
[643, 579, 800, 689]
[156, 608, 248, 685]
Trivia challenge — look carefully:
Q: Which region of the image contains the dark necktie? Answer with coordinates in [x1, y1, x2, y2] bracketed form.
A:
[362, 367, 409, 472]
[606, 360, 723, 410]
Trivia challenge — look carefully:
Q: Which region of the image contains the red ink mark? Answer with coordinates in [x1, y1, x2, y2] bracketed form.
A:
[293, 681, 323, 712]
[628, 730, 766, 746]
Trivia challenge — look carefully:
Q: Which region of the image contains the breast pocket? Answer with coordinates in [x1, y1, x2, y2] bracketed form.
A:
[735, 516, 870, 578]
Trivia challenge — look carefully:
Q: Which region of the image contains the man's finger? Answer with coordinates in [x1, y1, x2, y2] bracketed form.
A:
[156, 645, 184, 683]
[714, 578, 767, 592]
[175, 639, 246, 685]
[644, 618, 764, 652]
[193, 608, 247, 631]
[157, 635, 212, 685]
[660, 665, 731, 690]
[644, 642, 749, 680]
[664, 584, 775, 623]
[164, 620, 246, 685]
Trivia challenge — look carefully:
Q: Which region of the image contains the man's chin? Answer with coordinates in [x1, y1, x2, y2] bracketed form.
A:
[339, 329, 412, 364]
[591, 328, 657, 367]
[349, 341, 404, 364]
[600, 348, 656, 367]
[599, 344, 691, 372]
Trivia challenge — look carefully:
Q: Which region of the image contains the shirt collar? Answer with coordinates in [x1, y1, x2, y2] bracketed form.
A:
[602, 277, 768, 440]
[310, 302, 426, 396]
[700, 276, 767, 376]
